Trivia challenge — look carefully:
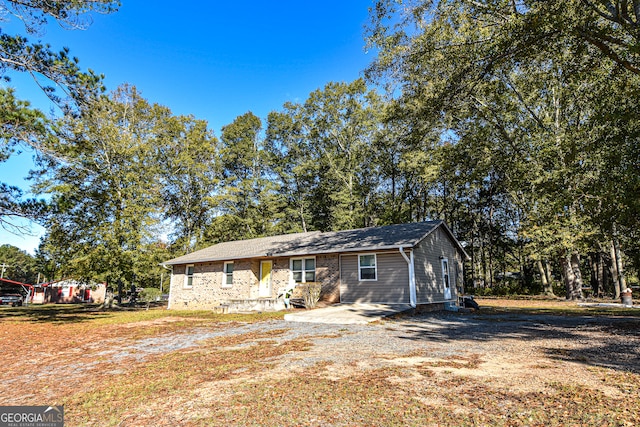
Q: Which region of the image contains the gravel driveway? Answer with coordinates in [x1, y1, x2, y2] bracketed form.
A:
[98, 310, 640, 374]
[3, 306, 639, 426]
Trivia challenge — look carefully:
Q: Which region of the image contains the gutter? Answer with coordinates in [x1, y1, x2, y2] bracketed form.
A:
[399, 247, 417, 308]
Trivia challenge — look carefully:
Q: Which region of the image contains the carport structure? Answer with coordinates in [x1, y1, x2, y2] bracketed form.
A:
[0, 277, 34, 304]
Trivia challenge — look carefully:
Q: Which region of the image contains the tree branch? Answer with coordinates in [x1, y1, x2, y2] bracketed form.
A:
[578, 29, 640, 74]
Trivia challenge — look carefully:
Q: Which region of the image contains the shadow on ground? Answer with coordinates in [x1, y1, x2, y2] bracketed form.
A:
[389, 308, 640, 374]
[0, 304, 118, 323]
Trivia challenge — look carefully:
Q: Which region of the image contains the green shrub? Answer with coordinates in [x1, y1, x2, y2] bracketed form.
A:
[473, 281, 529, 297]
[139, 287, 162, 302]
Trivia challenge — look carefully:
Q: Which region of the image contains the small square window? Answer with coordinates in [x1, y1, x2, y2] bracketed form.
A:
[185, 264, 194, 288]
[223, 262, 234, 287]
[291, 257, 316, 283]
[358, 254, 377, 281]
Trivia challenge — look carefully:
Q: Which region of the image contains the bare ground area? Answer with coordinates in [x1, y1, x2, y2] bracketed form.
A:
[0, 299, 639, 426]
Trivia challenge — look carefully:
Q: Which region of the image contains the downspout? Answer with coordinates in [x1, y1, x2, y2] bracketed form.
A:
[400, 247, 417, 308]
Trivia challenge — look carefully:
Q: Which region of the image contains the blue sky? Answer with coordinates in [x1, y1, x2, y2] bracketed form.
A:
[0, 1, 376, 253]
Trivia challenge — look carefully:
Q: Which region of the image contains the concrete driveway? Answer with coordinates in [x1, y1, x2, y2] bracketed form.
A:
[284, 303, 413, 325]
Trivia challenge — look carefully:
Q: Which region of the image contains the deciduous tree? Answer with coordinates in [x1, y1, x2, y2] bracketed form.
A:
[366, 0, 640, 297]
[158, 115, 219, 253]
[0, 243, 38, 283]
[35, 85, 168, 288]
[265, 80, 385, 231]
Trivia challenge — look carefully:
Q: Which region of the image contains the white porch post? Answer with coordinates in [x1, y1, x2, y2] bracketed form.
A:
[400, 247, 417, 308]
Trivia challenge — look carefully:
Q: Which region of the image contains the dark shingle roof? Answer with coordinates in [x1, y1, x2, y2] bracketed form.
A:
[163, 220, 466, 265]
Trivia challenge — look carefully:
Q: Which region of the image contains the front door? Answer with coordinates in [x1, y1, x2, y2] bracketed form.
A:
[442, 258, 452, 300]
[259, 261, 272, 297]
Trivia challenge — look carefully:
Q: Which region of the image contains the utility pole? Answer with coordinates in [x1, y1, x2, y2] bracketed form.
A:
[0, 263, 9, 279]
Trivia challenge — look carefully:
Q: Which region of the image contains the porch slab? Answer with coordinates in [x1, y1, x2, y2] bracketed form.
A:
[225, 298, 285, 313]
[284, 303, 412, 325]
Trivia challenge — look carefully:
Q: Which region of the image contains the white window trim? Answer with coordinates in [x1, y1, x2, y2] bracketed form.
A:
[358, 253, 378, 281]
[184, 264, 194, 289]
[441, 257, 452, 300]
[290, 257, 316, 283]
[222, 262, 234, 288]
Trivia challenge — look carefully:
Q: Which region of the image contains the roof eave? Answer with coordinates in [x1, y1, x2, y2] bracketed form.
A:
[276, 244, 413, 258]
[163, 244, 417, 265]
[163, 253, 268, 265]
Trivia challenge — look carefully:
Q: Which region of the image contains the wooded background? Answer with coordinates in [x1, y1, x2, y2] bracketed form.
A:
[1, 1, 638, 299]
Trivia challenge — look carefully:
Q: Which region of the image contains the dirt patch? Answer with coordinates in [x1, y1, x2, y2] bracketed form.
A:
[117, 316, 193, 328]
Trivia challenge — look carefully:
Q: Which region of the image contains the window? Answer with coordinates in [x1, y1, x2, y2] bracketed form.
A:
[291, 257, 315, 283]
[223, 262, 234, 287]
[358, 254, 377, 281]
[441, 258, 450, 289]
[441, 257, 452, 300]
[185, 264, 194, 288]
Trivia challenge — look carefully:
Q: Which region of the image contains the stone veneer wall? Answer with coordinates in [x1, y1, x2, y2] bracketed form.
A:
[316, 254, 340, 303]
[169, 260, 258, 310]
[169, 253, 342, 310]
[271, 257, 292, 295]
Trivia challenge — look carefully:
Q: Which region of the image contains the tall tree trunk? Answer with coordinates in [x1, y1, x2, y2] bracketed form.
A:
[589, 253, 598, 294]
[544, 260, 553, 290]
[538, 259, 554, 296]
[589, 252, 605, 298]
[471, 232, 477, 289]
[612, 229, 627, 291]
[570, 252, 584, 300]
[117, 278, 124, 305]
[489, 246, 495, 288]
[602, 254, 610, 296]
[560, 254, 571, 299]
[185, 228, 193, 254]
[520, 245, 532, 289]
[391, 172, 397, 221]
[610, 241, 621, 299]
[560, 252, 583, 300]
[596, 253, 605, 298]
[537, 259, 548, 292]
[481, 237, 487, 288]
[299, 196, 307, 233]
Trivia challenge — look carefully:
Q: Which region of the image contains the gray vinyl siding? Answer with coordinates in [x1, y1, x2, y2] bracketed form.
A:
[414, 227, 463, 303]
[340, 251, 410, 303]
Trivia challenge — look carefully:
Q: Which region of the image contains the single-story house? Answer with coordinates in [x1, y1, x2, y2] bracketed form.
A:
[33, 279, 106, 304]
[163, 220, 469, 312]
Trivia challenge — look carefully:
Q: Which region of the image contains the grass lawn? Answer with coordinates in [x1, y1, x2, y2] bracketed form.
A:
[0, 300, 638, 426]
